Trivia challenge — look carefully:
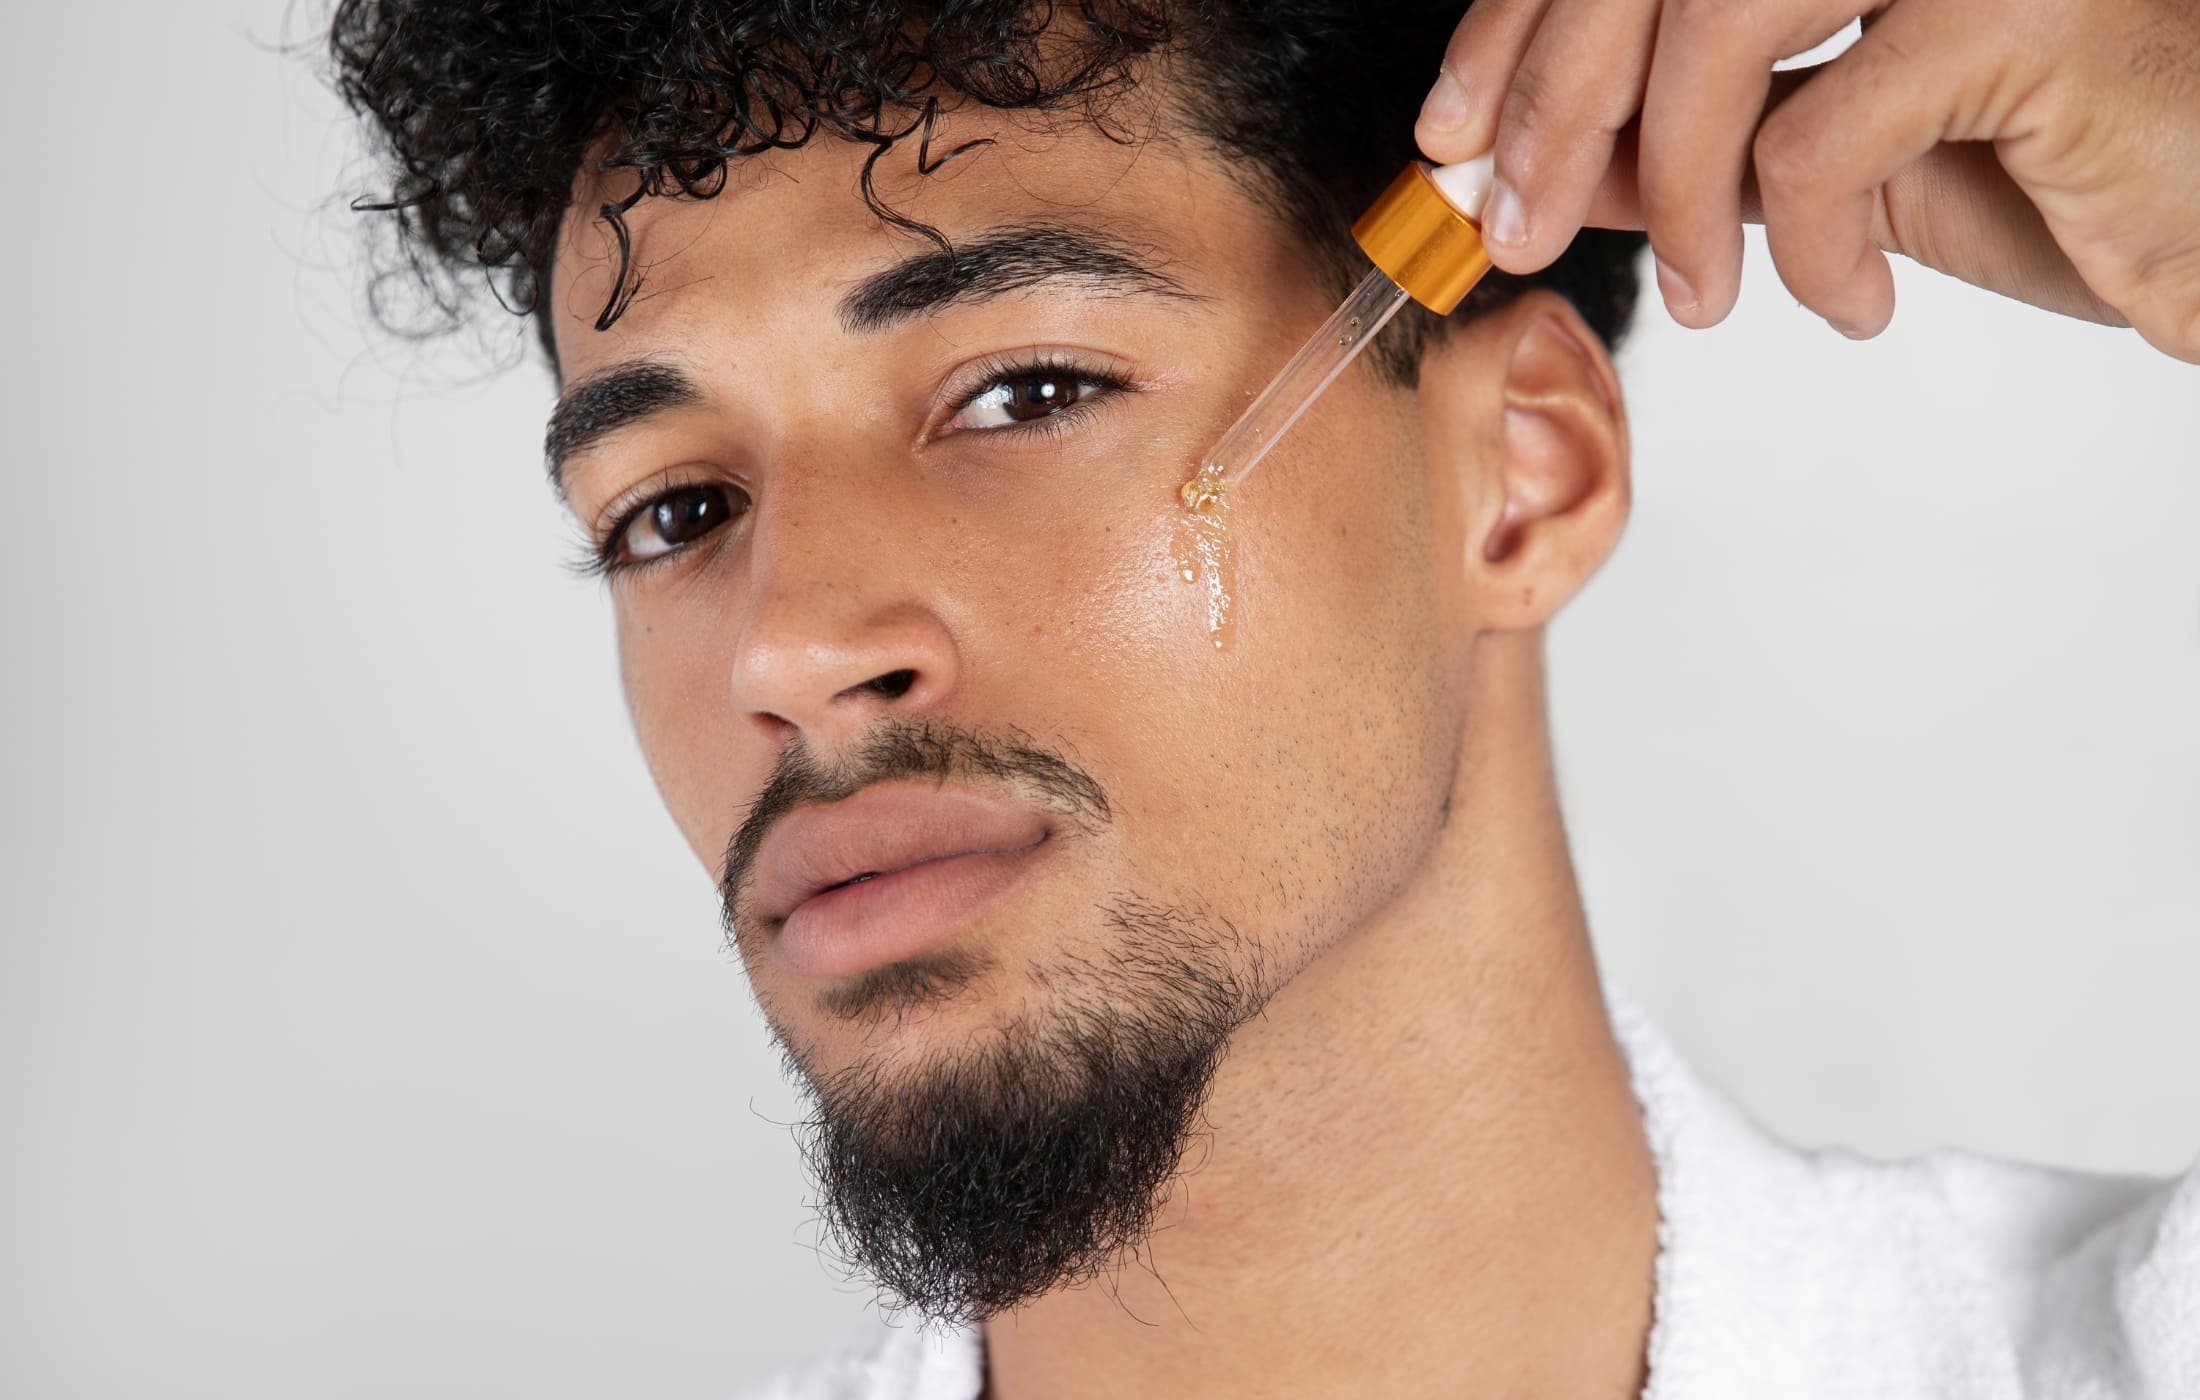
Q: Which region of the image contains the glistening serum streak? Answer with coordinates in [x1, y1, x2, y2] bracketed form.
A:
[1174, 155, 1499, 652]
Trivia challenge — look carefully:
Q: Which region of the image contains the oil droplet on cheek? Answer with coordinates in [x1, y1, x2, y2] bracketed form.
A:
[1170, 469, 1237, 652]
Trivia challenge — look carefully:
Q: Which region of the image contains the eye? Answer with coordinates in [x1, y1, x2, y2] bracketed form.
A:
[611, 483, 748, 566]
[948, 368, 1107, 431]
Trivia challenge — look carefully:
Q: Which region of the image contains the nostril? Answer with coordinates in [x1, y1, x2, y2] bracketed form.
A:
[865, 669, 917, 700]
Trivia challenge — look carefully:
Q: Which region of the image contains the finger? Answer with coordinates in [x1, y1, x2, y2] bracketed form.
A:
[1584, 121, 2126, 325]
[1877, 143, 2127, 325]
[1639, 0, 1869, 326]
[1582, 123, 1646, 229]
[1417, 0, 1557, 167]
[1582, 74, 1818, 230]
[1481, 0, 1665, 275]
[1751, 1, 1994, 337]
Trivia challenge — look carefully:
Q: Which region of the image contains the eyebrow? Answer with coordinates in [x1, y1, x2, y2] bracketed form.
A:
[836, 223, 1197, 333]
[545, 223, 1200, 495]
[545, 360, 702, 499]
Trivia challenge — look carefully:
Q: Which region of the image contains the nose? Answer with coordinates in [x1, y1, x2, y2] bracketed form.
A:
[731, 491, 961, 752]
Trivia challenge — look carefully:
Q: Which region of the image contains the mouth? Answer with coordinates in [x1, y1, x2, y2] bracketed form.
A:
[752, 783, 1054, 982]
[796, 837, 1047, 907]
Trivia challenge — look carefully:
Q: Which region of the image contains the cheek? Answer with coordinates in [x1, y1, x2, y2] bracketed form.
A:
[614, 602, 751, 872]
[996, 390, 1455, 940]
[1205, 379, 1441, 717]
[974, 385, 1449, 794]
[1153, 385, 1457, 925]
[935, 491, 1241, 796]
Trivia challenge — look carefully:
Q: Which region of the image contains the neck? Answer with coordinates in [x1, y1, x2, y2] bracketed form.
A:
[982, 633, 1658, 1399]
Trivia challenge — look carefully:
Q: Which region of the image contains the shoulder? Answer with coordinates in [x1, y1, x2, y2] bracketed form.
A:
[1609, 995, 2200, 1399]
[730, 1322, 982, 1400]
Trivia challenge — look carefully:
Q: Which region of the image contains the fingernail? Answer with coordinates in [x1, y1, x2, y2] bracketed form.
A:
[1827, 315, 1872, 340]
[1482, 178, 1527, 249]
[1655, 257, 1699, 315]
[1419, 66, 1469, 133]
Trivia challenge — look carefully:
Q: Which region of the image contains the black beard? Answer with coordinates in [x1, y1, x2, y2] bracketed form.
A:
[720, 720, 1270, 1322]
[792, 897, 1266, 1325]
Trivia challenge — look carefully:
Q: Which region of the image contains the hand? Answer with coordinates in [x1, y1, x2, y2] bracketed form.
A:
[1414, 0, 2200, 362]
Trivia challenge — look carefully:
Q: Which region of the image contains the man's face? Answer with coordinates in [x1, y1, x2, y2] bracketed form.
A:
[547, 103, 1476, 1313]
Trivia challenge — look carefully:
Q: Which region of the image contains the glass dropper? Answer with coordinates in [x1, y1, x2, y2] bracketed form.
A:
[1181, 154, 1499, 512]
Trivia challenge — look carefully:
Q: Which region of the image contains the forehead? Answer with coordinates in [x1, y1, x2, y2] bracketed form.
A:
[545, 105, 1308, 374]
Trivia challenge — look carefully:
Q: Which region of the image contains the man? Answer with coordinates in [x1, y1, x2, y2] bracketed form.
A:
[329, 0, 2199, 1394]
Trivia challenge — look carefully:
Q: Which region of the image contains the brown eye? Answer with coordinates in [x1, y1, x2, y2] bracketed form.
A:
[1003, 374, 1085, 421]
[617, 484, 746, 563]
[950, 370, 1098, 430]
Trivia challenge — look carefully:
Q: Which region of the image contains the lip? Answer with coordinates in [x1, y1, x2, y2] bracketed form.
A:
[753, 782, 1051, 981]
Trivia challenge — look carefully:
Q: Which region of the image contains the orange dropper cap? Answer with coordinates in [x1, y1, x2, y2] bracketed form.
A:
[1351, 154, 1496, 314]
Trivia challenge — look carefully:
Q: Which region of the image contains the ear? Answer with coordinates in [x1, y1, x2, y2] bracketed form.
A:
[1417, 290, 1631, 633]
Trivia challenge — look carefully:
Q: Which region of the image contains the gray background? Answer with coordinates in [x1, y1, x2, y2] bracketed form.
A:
[3, 5, 2195, 1396]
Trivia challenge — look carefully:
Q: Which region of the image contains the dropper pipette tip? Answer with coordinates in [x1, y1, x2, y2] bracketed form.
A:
[1179, 466, 1228, 513]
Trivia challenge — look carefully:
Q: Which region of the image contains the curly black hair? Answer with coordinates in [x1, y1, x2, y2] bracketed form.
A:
[330, 0, 1646, 377]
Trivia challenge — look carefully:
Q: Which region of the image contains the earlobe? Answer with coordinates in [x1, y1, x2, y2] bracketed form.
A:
[1441, 293, 1630, 631]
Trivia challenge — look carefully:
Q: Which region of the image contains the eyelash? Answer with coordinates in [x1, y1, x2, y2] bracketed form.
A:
[570, 353, 1137, 581]
[565, 470, 731, 582]
[940, 350, 1135, 441]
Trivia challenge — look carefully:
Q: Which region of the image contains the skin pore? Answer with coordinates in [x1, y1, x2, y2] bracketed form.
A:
[546, 93, 1657, 1400]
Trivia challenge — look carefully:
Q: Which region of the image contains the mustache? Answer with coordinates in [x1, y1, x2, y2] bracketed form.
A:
[718, 719, 1111, 945]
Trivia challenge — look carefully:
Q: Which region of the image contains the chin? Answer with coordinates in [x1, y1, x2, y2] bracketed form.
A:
[767, 945, 1026, 1073]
